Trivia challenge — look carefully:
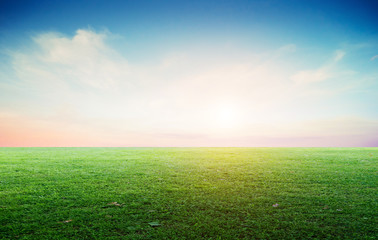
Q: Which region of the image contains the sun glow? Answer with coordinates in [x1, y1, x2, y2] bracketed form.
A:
[217, 104, 239, 128]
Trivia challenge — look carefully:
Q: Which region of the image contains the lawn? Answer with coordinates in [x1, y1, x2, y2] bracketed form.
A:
[0, 147, 376, 239]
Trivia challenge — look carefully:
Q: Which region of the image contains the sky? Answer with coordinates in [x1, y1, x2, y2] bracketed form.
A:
[0, 0, 377, 147]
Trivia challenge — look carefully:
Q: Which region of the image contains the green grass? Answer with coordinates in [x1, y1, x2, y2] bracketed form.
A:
[0, 147, 377, 239]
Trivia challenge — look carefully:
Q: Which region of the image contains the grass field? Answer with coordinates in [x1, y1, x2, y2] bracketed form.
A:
[0, 147, 377, 239]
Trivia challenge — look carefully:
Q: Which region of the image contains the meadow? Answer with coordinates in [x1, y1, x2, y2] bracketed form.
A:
[0, 147, 376, 239]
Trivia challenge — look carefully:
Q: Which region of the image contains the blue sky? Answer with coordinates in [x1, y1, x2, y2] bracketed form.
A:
[0, 0, 377, 146]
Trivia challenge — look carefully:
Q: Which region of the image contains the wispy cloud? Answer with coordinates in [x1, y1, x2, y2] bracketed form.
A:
[371, 55, 378, 61]
[334, 50, 346, 62]
[290, 67, 332, 84]
[290, 50, 346, 84]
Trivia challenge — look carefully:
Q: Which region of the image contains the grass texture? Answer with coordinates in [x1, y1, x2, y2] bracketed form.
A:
[0, 147, 377, 239]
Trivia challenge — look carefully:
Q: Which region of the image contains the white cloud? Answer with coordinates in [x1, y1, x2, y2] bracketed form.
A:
[13, 29, 129, 90]
[371, 55, 378, 61]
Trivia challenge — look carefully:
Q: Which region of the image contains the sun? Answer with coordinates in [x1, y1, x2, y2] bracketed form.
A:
[217, 105, 238, 128]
